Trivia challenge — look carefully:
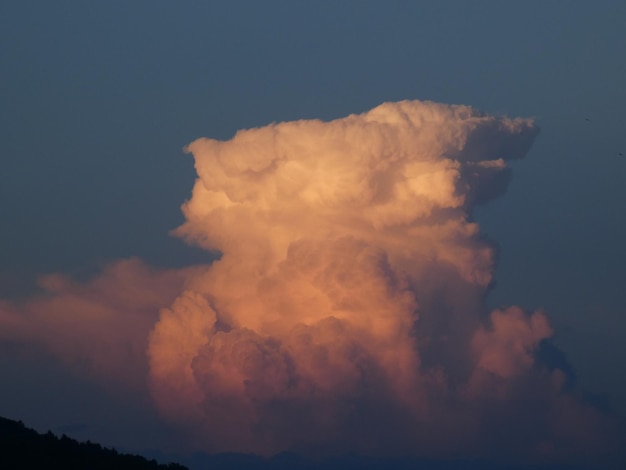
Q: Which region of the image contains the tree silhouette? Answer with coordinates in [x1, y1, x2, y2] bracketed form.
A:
[0, 416, 187, 470]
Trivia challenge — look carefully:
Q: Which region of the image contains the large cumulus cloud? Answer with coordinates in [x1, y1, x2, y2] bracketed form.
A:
[1, 101, 622, 464]
[146, 101, 622, 460]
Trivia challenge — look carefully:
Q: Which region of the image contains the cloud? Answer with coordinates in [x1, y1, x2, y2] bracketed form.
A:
[0, 258, 199, 394]
[1, 100, 623, 463]
[147, 101, 622, 459]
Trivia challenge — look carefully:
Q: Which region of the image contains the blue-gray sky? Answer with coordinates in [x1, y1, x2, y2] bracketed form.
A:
[1, 0, 625, 463]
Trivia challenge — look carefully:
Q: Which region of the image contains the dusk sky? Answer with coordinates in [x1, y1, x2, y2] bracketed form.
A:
[1, 1, 625, 468]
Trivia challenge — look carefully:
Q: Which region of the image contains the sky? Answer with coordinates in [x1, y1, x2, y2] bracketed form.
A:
[1, 1, 625, 468]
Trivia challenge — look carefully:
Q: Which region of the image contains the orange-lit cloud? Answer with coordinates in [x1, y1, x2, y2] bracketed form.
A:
[0, 259, 200, 394]
[146, 101, 622, 458]
[1, 101, 623, 462]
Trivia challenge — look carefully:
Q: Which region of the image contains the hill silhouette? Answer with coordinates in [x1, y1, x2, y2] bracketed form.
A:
[0, 416, 186, 470]
[0, 415, 606, 470]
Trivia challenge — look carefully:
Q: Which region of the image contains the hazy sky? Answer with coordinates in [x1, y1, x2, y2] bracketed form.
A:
[1, 1, 625, 466]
